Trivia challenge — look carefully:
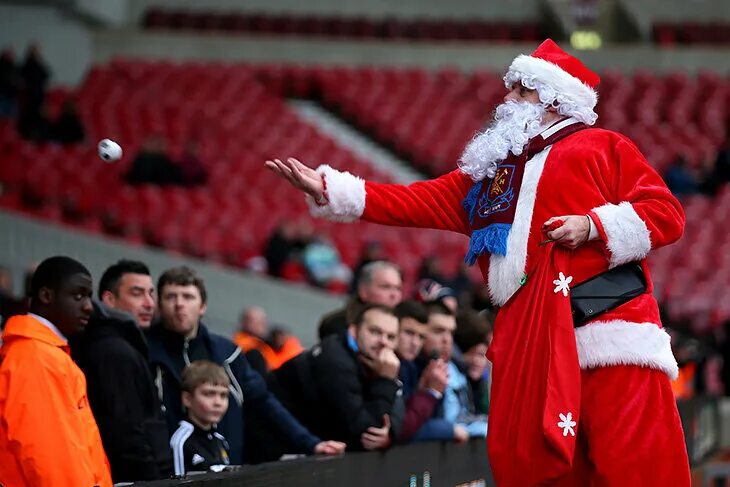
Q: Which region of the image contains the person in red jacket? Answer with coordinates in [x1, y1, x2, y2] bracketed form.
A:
[266, 39, 690, 486]
[0, 256, 112, 487]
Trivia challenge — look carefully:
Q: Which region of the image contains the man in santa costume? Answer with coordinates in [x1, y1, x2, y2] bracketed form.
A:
[266, 39, 690, 486]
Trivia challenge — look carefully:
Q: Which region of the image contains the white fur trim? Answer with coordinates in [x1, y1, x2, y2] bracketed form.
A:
[592, 202, 652, 268]
[506, 55, 598, 126]
[508, 55, 597, 109]
[488, 147, 550, 306]
[575, 320, 678, 380]
[306, 165, 365, 222]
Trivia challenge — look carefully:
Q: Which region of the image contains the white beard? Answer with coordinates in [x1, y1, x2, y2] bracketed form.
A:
[458, 101, 546, 182]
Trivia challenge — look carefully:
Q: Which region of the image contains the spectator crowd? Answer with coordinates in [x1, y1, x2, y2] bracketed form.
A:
[0, 255, 493, 484]
[2, 41, 729, 485]
[0, 248, 725, 484]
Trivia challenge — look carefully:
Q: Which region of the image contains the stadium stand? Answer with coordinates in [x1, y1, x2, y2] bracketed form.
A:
[653, 22, 730, 46]
[3, 61, 727, 318]
[617, 0, 730, 45]
[141, 9, 543, 42]
[0, 61, 472, 292]
[129, 0, 540, 23]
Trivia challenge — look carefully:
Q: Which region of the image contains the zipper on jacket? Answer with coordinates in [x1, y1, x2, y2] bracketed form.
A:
[155, 366, 166, 413]
[224, 347, 244, 406]
[183, 338, 191, 366]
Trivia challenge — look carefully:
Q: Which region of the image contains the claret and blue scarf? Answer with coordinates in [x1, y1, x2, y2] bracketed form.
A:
[462, 120, 587, 264]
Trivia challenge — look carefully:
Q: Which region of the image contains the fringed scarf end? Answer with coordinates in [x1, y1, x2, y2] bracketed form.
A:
[464, 224, 511, 265]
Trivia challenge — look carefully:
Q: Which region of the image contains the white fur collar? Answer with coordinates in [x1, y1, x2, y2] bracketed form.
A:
[487, 146, 551, 306]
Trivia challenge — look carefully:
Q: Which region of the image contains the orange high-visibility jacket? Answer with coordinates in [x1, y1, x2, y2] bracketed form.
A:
[0, 314, 113, 487]
[233, 331, 304, 371]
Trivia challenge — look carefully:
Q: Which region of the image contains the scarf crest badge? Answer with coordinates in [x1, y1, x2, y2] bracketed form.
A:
[478, 165, 516, 219]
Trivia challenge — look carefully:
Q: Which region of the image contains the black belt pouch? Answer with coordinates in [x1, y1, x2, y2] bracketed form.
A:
[570, 263, 647, 327]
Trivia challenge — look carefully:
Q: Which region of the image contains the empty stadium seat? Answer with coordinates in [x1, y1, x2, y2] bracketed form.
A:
[141, 8, 542, 43]
[653, 22, 730, 45]
[1, 61, 728, 320]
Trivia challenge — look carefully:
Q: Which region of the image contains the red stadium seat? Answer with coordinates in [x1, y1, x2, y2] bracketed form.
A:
[137, 8, 544, 43]
[2, 61, 729, 316]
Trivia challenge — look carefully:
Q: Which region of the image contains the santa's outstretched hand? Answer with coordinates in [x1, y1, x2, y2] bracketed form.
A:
[265, 157, 325, 201]
[543, 216, 591, 249]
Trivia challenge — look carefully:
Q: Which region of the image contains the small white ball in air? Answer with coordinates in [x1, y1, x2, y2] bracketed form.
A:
[98, 138, 123, 162]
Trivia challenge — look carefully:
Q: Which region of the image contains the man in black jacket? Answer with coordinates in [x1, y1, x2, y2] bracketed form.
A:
[70, 260, 172, 482]
[148, 266, 345, 465]
[271, 303, 404, 450]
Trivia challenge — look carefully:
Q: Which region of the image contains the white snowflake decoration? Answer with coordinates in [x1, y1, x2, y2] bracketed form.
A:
[553, 272, 573, 297]
[557, 412, 576, 437]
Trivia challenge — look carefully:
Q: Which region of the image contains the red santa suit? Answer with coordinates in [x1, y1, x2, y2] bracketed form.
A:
[305, 40, 691, 485]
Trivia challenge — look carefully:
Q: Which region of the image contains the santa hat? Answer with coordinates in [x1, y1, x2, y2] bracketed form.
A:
[504, 39, 600, 125]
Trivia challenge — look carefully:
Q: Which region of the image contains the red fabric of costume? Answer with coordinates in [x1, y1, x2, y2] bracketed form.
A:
[555, 366, 690, 487]
[309, 121, 692, 485]
[487, 244, 581, 486]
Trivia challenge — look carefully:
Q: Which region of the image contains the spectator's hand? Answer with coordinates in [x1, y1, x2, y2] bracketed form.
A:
[453, 424, 469, 443]
[542, 215, 590, 249]
[265, 157, 325, 201]
[418, 359, 449, 394]
[361, 414, 391, 450]
[314, 440, 346, 456]
[369, 348, 400, 380]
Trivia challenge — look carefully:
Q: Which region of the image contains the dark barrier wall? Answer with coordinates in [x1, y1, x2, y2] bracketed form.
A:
[677, 397, 722, 467]
[133, 398, 718, 486]
[135, 440, 494, 487]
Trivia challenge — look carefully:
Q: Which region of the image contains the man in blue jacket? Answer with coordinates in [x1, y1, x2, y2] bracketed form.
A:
[147, 266, 345, 464]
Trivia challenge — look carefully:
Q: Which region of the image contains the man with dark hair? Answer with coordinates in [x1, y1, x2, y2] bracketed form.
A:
[0, 256, 112, 486]
[407, 301, 485, 443]
[395, 300, 435, 399]
[97, 259, 155, 328]
[70, 259, 171, 482]
[271, 303, 404, 451]
[318, 260, 403, 340]
[394, 300, 448, 443]
[147, 266, 345, 465]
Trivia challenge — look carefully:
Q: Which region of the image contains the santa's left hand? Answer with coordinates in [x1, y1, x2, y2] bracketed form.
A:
[543, 215, 590, 249]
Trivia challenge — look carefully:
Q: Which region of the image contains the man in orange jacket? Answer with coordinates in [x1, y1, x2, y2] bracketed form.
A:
[233, 306, 303, 373]
[0, 256, 113, 487]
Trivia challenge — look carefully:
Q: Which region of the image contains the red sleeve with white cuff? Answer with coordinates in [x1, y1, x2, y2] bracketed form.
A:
[585, 134, 685, 268]
[306, 165, 473, 234]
